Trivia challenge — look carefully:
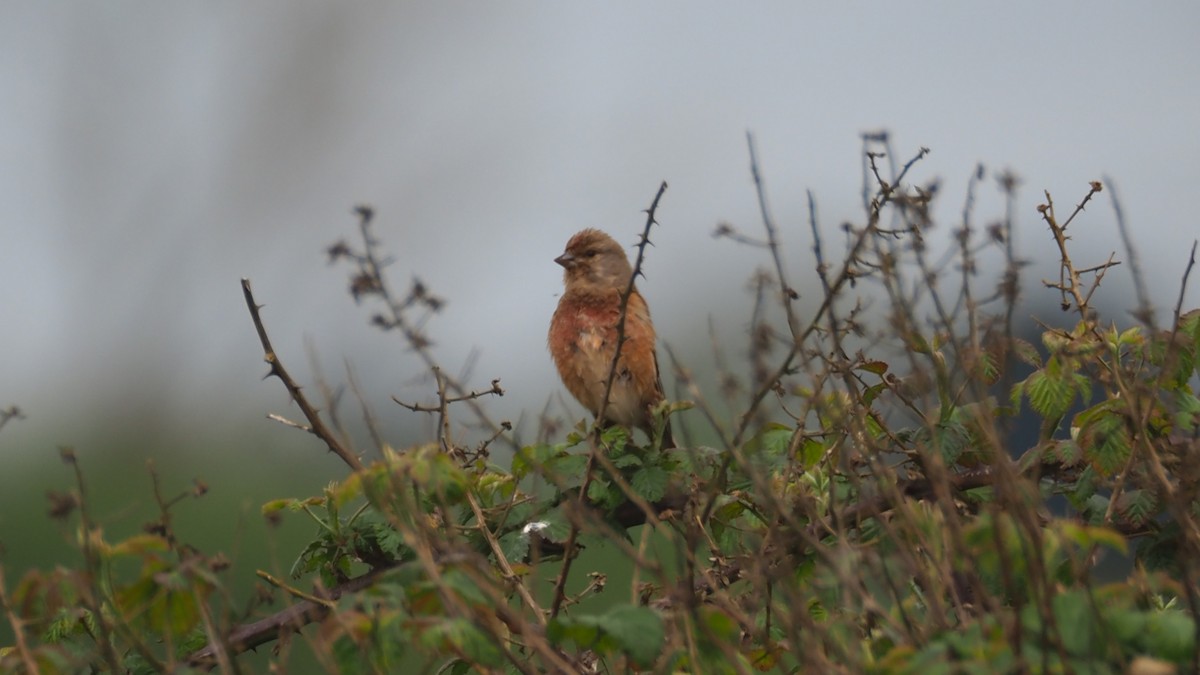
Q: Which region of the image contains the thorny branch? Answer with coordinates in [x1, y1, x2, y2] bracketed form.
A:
[241, 279, 364, 472]
[550, 180, 669, 618]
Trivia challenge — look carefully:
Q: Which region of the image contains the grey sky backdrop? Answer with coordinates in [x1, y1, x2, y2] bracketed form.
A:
[2, 3, 1198, 471]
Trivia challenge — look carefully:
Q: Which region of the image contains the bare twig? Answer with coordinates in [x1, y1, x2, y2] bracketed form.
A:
[0, 405, 24, 434]
[747, 131, 801, 341]
[338, 207, 515, 451]
[1104, 176, 1155, 327]
[241, 278, 364, 471]
[0, 567, 39, 674]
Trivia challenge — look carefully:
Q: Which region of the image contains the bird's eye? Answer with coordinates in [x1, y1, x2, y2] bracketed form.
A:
[583, 250, 597, 258]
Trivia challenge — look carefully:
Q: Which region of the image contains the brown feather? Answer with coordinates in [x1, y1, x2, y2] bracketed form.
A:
[548, 229, 673, 445]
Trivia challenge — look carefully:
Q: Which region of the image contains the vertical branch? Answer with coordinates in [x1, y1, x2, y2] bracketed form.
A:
[747, 132, 801, 342]
[594, 180, 671, 431]
[1105, 176, 1155, 328]
[551, 181, 669, 619]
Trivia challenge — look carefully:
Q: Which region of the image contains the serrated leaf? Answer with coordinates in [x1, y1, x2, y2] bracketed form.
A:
[498, 530, 529, 563]
[746, 423, 792, 461]
[552, 453, 591, 487]
[1173, 391, 1200, 434]
[331, 474, 364, 509]
[1011, 337, 1043, 367]
[1025, 360, 1075, 421]
[1046, 439, 1083, 467]
[1117, 325, 1144, 347]
[932, 419, 972, 464]
[1009, 378, 1027, 411]
[1115, 489, 1156, 528]
[631, 466, 668, 502]
[1079, 411, 1131, 477]
[967, 347, 1002, 385]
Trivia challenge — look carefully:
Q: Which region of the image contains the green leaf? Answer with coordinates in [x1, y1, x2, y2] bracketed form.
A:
[600, 425, 630, 453]
[474, 472, 515, 507]
[1142, 610, 1195, 663]
[1047, 439, 1083, 467]
[412, 451, 469, 504]
[1106, 609, 1147, 645]
[331, 631, 368, 675]
[745, 423, 792, 463]
[421, 618, 505, 668]
[546, 616, 602, 650]
[1057, 522, 1128, 556]
[1077, 408, 1131, 477]
[630, 466, 668, 502]
[1136, 523, 1181, 573]
[498, 530, 529, 563]
[699, 607, 740, 642]
[972, 348, 1002, 385]
[1052, 590, 1097, 656]
[1025, 358, 1076, 421]
[908, 332, 932, 354]
[931, 419, 972, 464]
[1114, 489, 1156, 528]
[512, 443, 564, 481]
[539, 507, 574, 544]
[798, 438, 826, 469]
[1173, 391, 1200, 434]
[611, 452, 643, 469]
[439, 568, 490, 608]
[552, 453, 591, 488]
[597, 604, 665, 665]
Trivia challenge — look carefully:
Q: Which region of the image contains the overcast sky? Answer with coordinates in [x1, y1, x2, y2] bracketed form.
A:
[2, 3, 1198, 463]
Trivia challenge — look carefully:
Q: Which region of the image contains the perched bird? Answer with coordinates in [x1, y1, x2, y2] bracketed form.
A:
[548, 228, 673, 447]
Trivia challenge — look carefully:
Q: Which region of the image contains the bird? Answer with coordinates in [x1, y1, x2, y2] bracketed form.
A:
[548, 228, 674, 447]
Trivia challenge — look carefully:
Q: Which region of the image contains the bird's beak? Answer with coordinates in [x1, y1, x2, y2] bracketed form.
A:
[554, 252, 574, 268]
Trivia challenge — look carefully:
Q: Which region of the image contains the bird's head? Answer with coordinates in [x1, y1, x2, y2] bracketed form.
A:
[555, 228, 634, 292]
